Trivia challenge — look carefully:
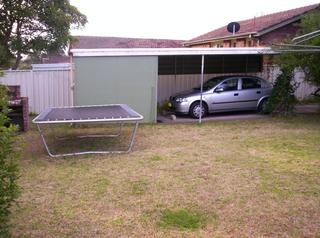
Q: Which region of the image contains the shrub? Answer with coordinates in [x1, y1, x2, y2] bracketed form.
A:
[0, 85, 20, 237]
[157, 101, 171, 115]
[265, 66, 298, 115]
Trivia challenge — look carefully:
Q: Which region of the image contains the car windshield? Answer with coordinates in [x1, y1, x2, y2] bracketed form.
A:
[194, 77, 226, 91]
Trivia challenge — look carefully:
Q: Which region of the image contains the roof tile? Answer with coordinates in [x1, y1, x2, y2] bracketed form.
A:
[72, 36, 184, 49]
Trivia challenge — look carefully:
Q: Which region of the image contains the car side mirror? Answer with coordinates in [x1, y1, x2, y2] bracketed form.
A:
[214, 87, 224, 93]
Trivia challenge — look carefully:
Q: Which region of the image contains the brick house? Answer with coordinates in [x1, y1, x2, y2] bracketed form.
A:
[184, 3, 319, 48]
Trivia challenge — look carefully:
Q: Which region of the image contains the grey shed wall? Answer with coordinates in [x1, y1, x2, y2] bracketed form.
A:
[74, 56, 158, 122]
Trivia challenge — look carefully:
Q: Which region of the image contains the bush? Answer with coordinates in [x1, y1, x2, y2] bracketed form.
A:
[0, 85, 20, 237]
[265, 66, 298, 115]
[157, 101, 171, 115]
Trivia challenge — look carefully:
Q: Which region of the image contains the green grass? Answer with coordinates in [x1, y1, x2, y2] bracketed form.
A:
[130, 180, 148, 195]
[158, 208, 207, 229]
[150, 155, 163, 161]
[10, 113, 320, 237]
[92, 177, 110, 198]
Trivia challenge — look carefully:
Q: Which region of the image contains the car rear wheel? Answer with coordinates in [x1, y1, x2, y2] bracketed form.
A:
[189, 102, 208, 119]
[258, 98, 268, 112]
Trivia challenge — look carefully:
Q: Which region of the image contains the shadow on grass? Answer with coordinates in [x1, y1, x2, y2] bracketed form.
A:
[39, 123, 137, 155]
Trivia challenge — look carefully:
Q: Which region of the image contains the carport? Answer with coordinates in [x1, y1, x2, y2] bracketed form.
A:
[70, 47, 274, 123]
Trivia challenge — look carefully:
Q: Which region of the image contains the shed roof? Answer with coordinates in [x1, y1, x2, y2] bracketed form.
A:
[71, 36, 184, 49]
[185, 3, 319, 45]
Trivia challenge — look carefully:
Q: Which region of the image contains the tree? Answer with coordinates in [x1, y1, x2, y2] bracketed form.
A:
[265, 11, 320, 114]
[278, 12, 320, 96]
[0, 0, 87, 69]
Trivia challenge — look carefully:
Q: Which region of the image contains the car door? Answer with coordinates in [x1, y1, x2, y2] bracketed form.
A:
[208, 77, 242, 111]
[237, 77, 263, 110]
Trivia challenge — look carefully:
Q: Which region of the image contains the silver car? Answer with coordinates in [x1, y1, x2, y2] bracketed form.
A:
[168, 75, 272, 118]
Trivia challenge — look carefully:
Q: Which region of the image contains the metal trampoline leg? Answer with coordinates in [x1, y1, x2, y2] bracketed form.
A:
[126, 122, 139, 152]
[36, 124, 57, 158]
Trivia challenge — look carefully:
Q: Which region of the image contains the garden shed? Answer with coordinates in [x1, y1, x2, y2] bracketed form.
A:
[70, 47, 274, 122]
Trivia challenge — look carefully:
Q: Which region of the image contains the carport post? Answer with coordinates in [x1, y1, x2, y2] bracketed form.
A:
[199, 55, 205, 124]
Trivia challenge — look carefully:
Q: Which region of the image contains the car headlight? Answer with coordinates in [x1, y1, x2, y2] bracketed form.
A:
[176, 97, 188, 103]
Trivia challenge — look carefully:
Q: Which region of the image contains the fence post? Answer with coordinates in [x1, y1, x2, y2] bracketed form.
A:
[69, 57, 74, 106]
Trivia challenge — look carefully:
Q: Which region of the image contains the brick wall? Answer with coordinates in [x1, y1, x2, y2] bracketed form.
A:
[236, 39, 246, 47]
[223, 40, 231, 47]
[7, 85, 29, 132]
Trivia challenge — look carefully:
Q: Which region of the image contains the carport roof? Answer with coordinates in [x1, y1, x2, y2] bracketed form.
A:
[70, 47, 276, 57]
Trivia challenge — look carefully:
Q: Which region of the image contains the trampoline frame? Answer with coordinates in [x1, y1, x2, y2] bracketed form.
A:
[32, 104, 143, 158]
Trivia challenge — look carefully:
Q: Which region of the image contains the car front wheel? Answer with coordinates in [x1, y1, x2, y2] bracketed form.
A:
[189, 102, 208, 119]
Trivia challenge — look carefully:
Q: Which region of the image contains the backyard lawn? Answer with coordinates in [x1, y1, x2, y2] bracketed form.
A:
[11, 114, 320, 237]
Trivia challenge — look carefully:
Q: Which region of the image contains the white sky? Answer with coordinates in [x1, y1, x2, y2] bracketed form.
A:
[70, 0, 319, 40]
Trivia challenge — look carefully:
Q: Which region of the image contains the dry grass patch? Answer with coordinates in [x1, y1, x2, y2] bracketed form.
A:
[9, 114, 320, 237]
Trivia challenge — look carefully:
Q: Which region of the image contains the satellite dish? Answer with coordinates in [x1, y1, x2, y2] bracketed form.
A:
[227, 22, 240, 35]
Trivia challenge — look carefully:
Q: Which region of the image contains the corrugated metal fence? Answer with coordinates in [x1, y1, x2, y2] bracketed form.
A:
[0, 69, 72, 113]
